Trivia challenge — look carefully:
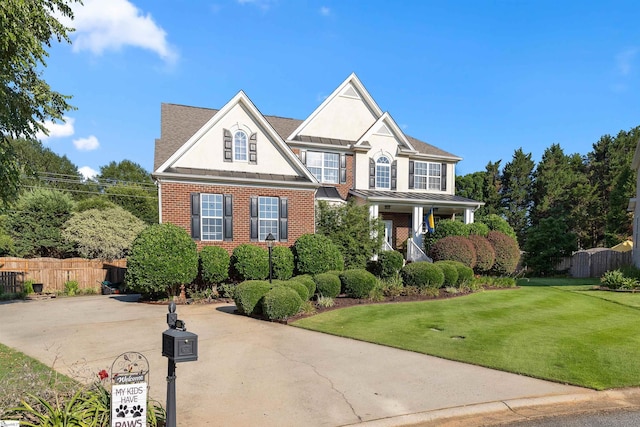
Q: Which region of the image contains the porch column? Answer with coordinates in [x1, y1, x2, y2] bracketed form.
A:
[369, 204, 379, 237]
[464, 207, 474, 224]
[412, 206, 424, 248]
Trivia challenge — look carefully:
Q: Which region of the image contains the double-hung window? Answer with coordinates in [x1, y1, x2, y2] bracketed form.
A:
[375, 156, 391, 189]
[306, 151, 339, 184]
[414, 161, 442, 190]
[258, 196, 279, 240]
[234, 131, 248, 161]
[201, 194, 223, 241]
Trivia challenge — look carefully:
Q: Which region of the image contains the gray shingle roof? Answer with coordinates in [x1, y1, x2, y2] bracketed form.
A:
[154, 103, 460, 171]
[349, 189, 483, 205]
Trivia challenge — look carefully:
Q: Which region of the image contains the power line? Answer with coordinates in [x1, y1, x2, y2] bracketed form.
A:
[19, 185, 158, 199]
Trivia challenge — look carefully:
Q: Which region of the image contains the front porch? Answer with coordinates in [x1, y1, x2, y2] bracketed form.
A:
[349, 190, 483, 262]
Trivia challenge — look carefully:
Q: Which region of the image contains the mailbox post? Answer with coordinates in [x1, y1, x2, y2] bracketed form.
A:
[162, 301, 198, 427]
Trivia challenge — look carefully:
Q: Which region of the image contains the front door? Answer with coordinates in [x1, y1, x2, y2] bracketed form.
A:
[384, 220, 393, 248]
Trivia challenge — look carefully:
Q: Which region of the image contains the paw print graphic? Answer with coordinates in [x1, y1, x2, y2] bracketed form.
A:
[115, 404, 129, 417]
[131, 405, 144, 418]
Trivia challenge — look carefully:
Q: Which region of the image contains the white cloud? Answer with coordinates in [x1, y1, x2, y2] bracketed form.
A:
[67, 0, 177, 63]
[79, 166, 98, 180]
[320, 6, 331, 16]
[36, 116, 75, 141]
[73, 135, 100, 151]
[616, 48, 638, 76]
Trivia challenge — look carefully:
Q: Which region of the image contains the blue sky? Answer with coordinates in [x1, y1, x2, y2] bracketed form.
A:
[38, 0, 640, 179]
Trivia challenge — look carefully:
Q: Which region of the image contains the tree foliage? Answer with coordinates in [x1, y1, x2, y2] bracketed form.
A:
[0, 0, 79, 205]
[8, 188, 74, 257]
[501, 148, 534, 244]
[62, 207, 147, 260]
[523, 217, 577, 276]
[104, 183, 158, 225]
[315, 200, 382, 269]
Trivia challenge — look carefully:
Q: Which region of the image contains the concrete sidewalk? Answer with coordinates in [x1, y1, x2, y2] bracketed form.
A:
[0, 295, 595, 426]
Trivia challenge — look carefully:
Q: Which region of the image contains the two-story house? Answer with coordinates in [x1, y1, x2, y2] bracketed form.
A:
[153, 73, 483, 260]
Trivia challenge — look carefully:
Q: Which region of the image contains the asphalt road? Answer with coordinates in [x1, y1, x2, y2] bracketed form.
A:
[502, 408, 640, 427]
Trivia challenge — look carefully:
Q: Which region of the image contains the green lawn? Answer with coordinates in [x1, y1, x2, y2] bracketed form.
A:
[293, 279, 640, 390]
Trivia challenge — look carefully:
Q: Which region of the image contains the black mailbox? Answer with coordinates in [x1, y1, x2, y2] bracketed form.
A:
[162, 328, 198, 363]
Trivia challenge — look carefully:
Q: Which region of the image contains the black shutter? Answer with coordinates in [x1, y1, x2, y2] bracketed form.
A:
[369, 158, 375, 189]
[223, 194, 233, 241]
[190, 193, 200, 240]
[223, 129, 232, 162]
[408, 160, 415, 189]
[250, 196, 258, 241]
[441, 163, 447, 191]
[249, 132, 257, 164]
[391, 160, 397, 190]
[279, 197, 288, 242]
[340, 153, 347, 184]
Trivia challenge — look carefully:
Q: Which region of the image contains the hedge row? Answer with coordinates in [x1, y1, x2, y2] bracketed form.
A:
[400, 260, 473, 289]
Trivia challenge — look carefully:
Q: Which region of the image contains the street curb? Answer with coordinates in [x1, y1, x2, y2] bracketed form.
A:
[351, 388, 640, 427]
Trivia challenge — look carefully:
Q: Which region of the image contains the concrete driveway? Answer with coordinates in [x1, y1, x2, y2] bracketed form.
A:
[0, 295, 591, 426]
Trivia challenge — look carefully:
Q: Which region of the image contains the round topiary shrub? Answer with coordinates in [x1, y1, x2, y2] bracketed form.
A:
[429, 236, 477, 269]
[281, 280, 309, 301]
[368, 251, 404, 279]
[231, 244, 269, 281]
[126, 223, 198, 298]
[339, 269, 377, 298]
[434, 261, 458, 286]
[293, 234, 344, 275]
[468, 235, 495, 273]
[486, 231, 520, 275]
[481, 214, 517, 239]
[289, 275, 316, 298]
[313, 272, 341, 298]
[466, 222, 489, 236]
[440, 260, 474, 285]
[271, 246, 294, 280]
[400, 261, 445, 289]
[199, 246, 230, 284]
[262, 286, 303, 321]
[233, 280, 271, 316]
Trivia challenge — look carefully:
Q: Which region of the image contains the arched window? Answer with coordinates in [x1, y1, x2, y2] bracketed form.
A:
[234, 131, 247, 161]
[376, 156, 390, 189]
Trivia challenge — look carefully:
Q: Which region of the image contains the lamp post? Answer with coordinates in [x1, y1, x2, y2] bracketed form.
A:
[265, 232, 275, 283]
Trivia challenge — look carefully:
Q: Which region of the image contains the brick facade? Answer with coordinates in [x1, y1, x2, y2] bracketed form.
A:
[160, 181, 316, 253]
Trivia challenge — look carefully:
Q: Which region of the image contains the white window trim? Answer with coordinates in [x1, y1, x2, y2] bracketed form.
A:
[233, 130, 248, 162]
[414, 161, 442, 191]
[307, 151, 339, 184]
[375, 155, 391, 190]
[201, 193, 223, 241]
[258, 196, 279, 241]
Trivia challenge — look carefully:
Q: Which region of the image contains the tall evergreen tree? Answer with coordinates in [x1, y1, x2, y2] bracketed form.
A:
[456, 171, 485, 201]
[479, 160, 503, 217]
[501, 148, 534, 245]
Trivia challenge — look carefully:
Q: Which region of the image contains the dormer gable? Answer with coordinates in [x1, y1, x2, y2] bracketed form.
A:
[156, 91, 316, 183]
[288, 73, 383, 142]
[354, 112, 417, 155]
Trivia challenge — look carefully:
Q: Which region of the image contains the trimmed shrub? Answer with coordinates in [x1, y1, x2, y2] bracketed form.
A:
[434, 261, 458, 287]
[468, 234, 495, 273]
[368, 251, 404, 279]
[429, 236, 477, 268]
[400, 262, 445, 289]
[314, 273, 341, 298]
[262, 286, 303, 321]
[125, 223, 198, 298]
[231, 244, 269, 281]
[466, 222, 489, 236]
[199, 246, 230, 284]
[293, 234, 344, 275]
[481, 214, 517, 239]
[339, 269, 377, 298]
[441, 260, 474, 285]
[271, 246, 294, 280]
[423, 219, 469, 253]
[282, 280, 309, 301]
[233, 280, 271, 315]
[289, 275, 316, 297]
[487, 231, 520, 275]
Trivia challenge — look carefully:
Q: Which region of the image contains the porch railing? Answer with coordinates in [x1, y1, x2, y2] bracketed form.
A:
[407, 238, 432, 263]
[381, 241, 393, 252]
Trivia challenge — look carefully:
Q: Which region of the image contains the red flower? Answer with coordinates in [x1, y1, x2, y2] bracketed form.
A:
[98, 369, 109, 380]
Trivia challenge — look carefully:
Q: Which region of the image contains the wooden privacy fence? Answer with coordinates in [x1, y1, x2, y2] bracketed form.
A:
[0, 257, 127, 294]
[555, 249, 632, 278]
